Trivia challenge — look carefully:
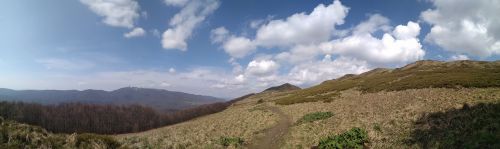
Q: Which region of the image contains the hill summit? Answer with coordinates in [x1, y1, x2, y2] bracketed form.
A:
[263, 83, 301, 92]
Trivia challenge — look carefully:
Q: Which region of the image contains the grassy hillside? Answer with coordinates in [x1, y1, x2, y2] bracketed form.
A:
[118, 88, 500, 148]
[0, 117, 124, 149]
[115, 60, 500, 148]
[276, 60, 500, 105]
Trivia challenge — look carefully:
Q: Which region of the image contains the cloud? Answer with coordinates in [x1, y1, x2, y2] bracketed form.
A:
[80, 0, 140, 28]
[160, 82, 171, 87]
[36, 58, 95, 71]
[352, 14, 391, 35]
[211, 0, 349, 59]
[254, 0, 349, 47]
[210, 27, 229, 44]
[124, 27, 146, 38]
[168, 68, 176, 73]
[207, 2, 426, 92]
[421, 0, 500, 57]
[222, 36, 256, 58]
[449, 54, 470, 61]
[162, 0, 220, 51]
[249, 15, 274, 29]
[286, 55, 370, 86]
[211, 27, 257, 58]
[321, 18, 425, 65]
[275, 45, 321, 64]
[245, 59, 279, 77]
[164, 0, 190, 7]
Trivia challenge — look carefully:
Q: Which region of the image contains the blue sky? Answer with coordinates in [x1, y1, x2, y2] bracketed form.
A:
[1, 0, 499, 98]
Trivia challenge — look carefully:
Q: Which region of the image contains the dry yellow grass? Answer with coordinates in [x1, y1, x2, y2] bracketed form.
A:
[116, 96, 280, 149]
[115, 88, 500, 148]
[278, 88, 500, 148]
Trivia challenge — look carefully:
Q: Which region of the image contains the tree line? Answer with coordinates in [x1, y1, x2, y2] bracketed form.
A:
[0, 100, 234, 134]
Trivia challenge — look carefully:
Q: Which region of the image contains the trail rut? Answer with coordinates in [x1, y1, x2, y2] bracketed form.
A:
[248, 105, 291, 149]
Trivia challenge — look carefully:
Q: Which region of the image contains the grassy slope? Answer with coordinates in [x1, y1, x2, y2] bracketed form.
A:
[279, 88, 500, 148]
[0, 117, 123, 149]
[276, 60, 500, 105]
[116, 60, 500, 148]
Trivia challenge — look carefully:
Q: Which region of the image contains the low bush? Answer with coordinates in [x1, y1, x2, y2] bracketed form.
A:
[316, 127, 368, 149]
[297, 112, 333, 124]
[218, 136, 244, 147]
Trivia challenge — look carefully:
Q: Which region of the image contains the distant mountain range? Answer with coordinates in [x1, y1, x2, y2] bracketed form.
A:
[0, 87, 224, 112]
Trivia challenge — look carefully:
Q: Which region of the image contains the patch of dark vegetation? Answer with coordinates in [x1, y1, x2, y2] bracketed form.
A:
[218, 136, 244, 147]
[0, 117, 123, 149]
[0, 100, 230, 134]
[372, 123, 382, 132]
[296, 112, 333, 125]
[275, 91, 340, 105]
[277, 60, 500, 105]
[408, 103, 500, 148]
[313, 127, 369, 149]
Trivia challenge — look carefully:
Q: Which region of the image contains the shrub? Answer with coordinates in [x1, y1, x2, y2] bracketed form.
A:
[257, 99, 264, 104]
[297, 112, 333, 124]
[317, 127, 368, 149]
[218, 136, 244, 147]
[373, 123, 381, 132]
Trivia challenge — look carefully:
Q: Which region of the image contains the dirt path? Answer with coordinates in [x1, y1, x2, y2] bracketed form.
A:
[248, 105, 291, 149]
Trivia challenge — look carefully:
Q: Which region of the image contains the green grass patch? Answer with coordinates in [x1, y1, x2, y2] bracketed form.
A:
[316, 127, 369, 149]
[297, 112, 333, 124]
[218, 136, 244, 147]
[276, 61, 500, 105]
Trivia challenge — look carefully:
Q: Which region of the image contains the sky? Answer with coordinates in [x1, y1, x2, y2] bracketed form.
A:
[0, 0, 499, 98]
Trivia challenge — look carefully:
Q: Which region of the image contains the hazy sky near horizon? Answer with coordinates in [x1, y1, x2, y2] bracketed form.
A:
[1, 0, 499, 98]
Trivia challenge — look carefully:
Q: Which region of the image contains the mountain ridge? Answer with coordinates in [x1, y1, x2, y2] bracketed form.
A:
[263, 83, 301, 92]
[0, 87, 224, 111]
[276, 60, 500, 105]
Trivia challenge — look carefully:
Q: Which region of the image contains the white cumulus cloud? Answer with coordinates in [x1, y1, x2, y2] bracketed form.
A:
[80, 0, 140, 28]
[254, 0, 349, 47]
[223, 36, 257, 58]
[124, 27, 146, 38]
[162, 0, 220, 51]
[245, 59, 279, 77]
[421, 0, 500, 57]
[321, 18, 425, 65]
[286, 56, 370, 86]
